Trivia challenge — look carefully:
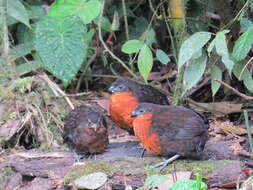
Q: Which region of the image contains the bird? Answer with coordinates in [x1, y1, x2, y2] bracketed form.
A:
[131, 103, 209, 168]
[63, 105, 109, 156]
[108, 77, 169, 134]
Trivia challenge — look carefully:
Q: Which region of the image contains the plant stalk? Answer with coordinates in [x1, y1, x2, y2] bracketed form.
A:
[244, 110, 253, 159]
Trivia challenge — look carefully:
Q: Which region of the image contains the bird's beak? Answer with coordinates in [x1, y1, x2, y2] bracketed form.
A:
[108, 86, 115, 93]
[131, 111, 138, 117]
[91, 124, 97, 132]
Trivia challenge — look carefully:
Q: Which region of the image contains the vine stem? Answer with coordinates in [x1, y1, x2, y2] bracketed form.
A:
[98, 0, 137, 79]
[0, 0, 16, 79]
[244, 110, 253, 159]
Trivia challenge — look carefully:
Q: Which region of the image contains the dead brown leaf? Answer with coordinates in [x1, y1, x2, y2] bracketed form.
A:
[157, 171, 192, 190]
[230, 142, 251, 157]
[95, 99, 109, 114]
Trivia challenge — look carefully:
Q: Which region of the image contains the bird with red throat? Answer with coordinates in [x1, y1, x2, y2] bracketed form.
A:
[131, 103, 209, 168]
[63, 105, 109, 156]
[108, 77, 169, 134]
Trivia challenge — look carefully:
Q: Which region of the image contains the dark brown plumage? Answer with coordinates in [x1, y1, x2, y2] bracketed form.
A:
[63, 105, 108, 154]
[108, 77, 169, 134]
[131, 103, 209, 159]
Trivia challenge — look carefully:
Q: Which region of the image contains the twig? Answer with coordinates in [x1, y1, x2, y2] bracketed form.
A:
[122, 0, 130, 41]
[99, 0, 137, 79]
[39, 73, 75, 110]
[122, 0, 133, 70]
[161, 5, 178, 63]
[239, 56, 253, 80]
[244, 110, 253, 159]
[75, 52, 98, 92]
[214, 79, 253, 100]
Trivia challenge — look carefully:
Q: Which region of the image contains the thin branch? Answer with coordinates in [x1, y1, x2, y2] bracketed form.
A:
[39, 74, 75, 109]
[75, 52, 98, 92]
[99, 0, 137, 78]
[214, 79, 253, 100]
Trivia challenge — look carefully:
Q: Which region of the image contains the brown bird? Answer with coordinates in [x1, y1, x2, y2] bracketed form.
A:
[63, 105, 109, 155]
[108, 77, 169, 134]
[131, 103, 209, 168]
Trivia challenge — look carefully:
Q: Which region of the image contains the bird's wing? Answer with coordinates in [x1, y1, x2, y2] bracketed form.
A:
[151, 106, 207, 140]
[151, 106, 208, 157]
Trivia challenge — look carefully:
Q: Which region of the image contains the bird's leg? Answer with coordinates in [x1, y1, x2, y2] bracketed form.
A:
[155, 154, 180, 171]
[140, 148, 146, 158]
[87, 153, 97, 160]
[73, 151, 85, 162]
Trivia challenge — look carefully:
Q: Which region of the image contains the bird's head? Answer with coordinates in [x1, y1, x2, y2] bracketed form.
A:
[87, 112, 106, 132]
[131, 103, 153, 117]
[108, 77, 133, 93]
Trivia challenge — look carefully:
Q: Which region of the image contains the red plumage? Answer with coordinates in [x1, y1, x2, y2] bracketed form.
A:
[108, 77, 169, 134]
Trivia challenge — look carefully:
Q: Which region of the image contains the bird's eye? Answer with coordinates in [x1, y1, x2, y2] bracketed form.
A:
[118, 85, 123, 89]
[140, 110, 144, 113]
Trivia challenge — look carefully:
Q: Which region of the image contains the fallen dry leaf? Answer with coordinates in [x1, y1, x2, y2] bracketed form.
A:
[157, 171, 192, 190]
[230, 142, 251, 157]
[94, 99, 109, 114]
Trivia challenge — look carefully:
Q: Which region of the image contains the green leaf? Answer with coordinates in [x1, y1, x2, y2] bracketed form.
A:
[137, 44, 153, 83]
[243, 71, 253, 93]
[240, 18, 253, 30]
[233, 61, 248, 81]
[169, 179, 207, 190]
[211, 66, 222, 96]
[121, 40, 144, 54]
[17, 61, 41, 76]
[28, 6, 47, 20]
[214, 30, 230, 57]
[178, 32, 211, 69]
[233, 61, 253, 93]
[232, 29, 253, 61]
[156, 49, 170, 64]
[10, 42, 34, 60]
[94, 16, 112, 32]
[144, 174, 169, 188]
[221, 56, 235, 75]
[215, 30, 235, 74]
[183, 53, 207, 92]
[48, 0, 101, 24]
[142, 29, 156, 46]
[7, 0, 30, 27]
[35, 16, 87, 86]
[207, 39, 215, 55]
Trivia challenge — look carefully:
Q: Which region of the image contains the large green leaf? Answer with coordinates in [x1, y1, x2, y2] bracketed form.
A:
[183, 53, 207, 93]
[211, 66, 222, 96]
[35, 16, 87, 86]
[232, 29, 253, 61]
[48, 0, 101, 24]
[7, 0, 30, 27]
[137, 44, 153, 83]
[178, 32, 211, 69]
[121, 40, 144, 54]
[214, 30, 235, 74]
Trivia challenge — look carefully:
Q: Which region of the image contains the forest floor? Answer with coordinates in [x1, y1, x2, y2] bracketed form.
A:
[0, 77, 252, 190]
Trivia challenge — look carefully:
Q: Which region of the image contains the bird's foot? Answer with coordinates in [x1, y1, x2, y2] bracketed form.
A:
[86, 153, 97, 160]
[155, 154, 180, 171]
[74, 153, 85, 162]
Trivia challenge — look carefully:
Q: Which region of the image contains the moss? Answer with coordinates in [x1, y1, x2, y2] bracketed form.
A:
[0, 167, 15, 185]
[64, 161, 117, 184]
